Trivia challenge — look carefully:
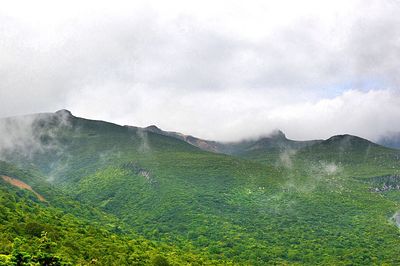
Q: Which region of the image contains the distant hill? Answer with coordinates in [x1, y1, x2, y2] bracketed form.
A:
[303, 134, 380, 154]
[142, 126, 322, 159]
[140, 124, 222, 152]
[296, 134, 397, 166]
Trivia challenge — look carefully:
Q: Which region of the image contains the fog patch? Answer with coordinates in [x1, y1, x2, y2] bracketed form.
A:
[98, 149, 122, 164]
[136, 128, 151, 153]
[0, 111, 72, 161]
[309, 161, 342, 189]
[278, 149, 297, 168]
[45, 155, 73, 183]
[390, 211, 400, 228]
[280, 160, 343, 195]
[319, 161, 341, 175]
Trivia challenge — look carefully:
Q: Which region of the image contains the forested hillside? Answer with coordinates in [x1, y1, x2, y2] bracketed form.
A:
[1, 111, 400, 265]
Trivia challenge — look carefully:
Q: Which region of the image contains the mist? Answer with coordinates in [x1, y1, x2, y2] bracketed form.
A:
[0, 111, 72, 160]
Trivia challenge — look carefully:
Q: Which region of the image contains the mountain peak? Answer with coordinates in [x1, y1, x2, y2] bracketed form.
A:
[322, 134, 377, 148]
[55, 109, 73, 117]
[326, 134, 367, 142]
[269, 129, 287, 140]
[145, 125, 162, 132]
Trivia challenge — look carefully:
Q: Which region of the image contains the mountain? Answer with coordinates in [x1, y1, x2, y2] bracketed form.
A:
[141, 125, 222, 152]
[1, 110, 400, 265]
[239, 130, 309, 150]
[224, 130, 322, 163]
[141, 127, 322, 162]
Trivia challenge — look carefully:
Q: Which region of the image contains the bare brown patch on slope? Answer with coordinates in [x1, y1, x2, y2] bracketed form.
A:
[1, 175, 46, 202]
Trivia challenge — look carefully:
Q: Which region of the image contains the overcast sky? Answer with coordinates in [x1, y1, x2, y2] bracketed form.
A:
[1, 0, 400, 141]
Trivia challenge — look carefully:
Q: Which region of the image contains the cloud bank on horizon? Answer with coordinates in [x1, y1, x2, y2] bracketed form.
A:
[1, 0, 400, 141]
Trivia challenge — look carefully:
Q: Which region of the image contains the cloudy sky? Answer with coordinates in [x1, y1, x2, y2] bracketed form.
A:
[1, 0, 400, 141]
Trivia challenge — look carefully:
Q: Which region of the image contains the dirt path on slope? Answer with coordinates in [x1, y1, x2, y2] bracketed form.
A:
[1, 175, 46, 202]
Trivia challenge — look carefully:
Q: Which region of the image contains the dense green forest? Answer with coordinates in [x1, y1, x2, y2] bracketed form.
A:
[1, 110, 400, 265]
[0, 161, 225, 265]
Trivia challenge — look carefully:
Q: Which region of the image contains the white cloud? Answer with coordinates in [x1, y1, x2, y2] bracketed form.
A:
[66, 88, 400, 142]
[266, 89, 400, 141]
[1, 0, 400, 141]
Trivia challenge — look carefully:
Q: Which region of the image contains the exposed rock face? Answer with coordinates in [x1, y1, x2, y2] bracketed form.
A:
[122, 162, 157, 185]
[369, 175, 400, 192]
[143, 125, 221, 153]
[1, 175, 46, 202]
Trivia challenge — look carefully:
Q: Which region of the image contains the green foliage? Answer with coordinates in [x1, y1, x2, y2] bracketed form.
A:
[2, 113, 400, 265]
[152, 255, 170, 266]
[0, 165, 219, 265]
[8, 234, 64, 266]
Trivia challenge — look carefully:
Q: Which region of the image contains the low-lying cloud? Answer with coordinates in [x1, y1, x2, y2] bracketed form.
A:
[68, 88, 400, 142]
[0, 112, 72, 160]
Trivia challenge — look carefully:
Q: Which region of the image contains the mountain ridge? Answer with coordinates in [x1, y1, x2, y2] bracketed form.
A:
[1, 109, 390, 155]
[1, 109, 400, 265]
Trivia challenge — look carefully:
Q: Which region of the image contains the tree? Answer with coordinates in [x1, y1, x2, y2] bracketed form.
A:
[33, 232, 63, 266]
[10, 238, 31, 266]
[152, 255, 170, 266]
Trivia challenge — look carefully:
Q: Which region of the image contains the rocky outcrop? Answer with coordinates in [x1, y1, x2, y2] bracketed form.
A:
[369, 175, 400, 192]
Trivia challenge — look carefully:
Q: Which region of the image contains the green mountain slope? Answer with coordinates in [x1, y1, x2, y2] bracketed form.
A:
[2, 110, 400, 265]
[295, 134, 400, 176]
[0, 160, 224, 265]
